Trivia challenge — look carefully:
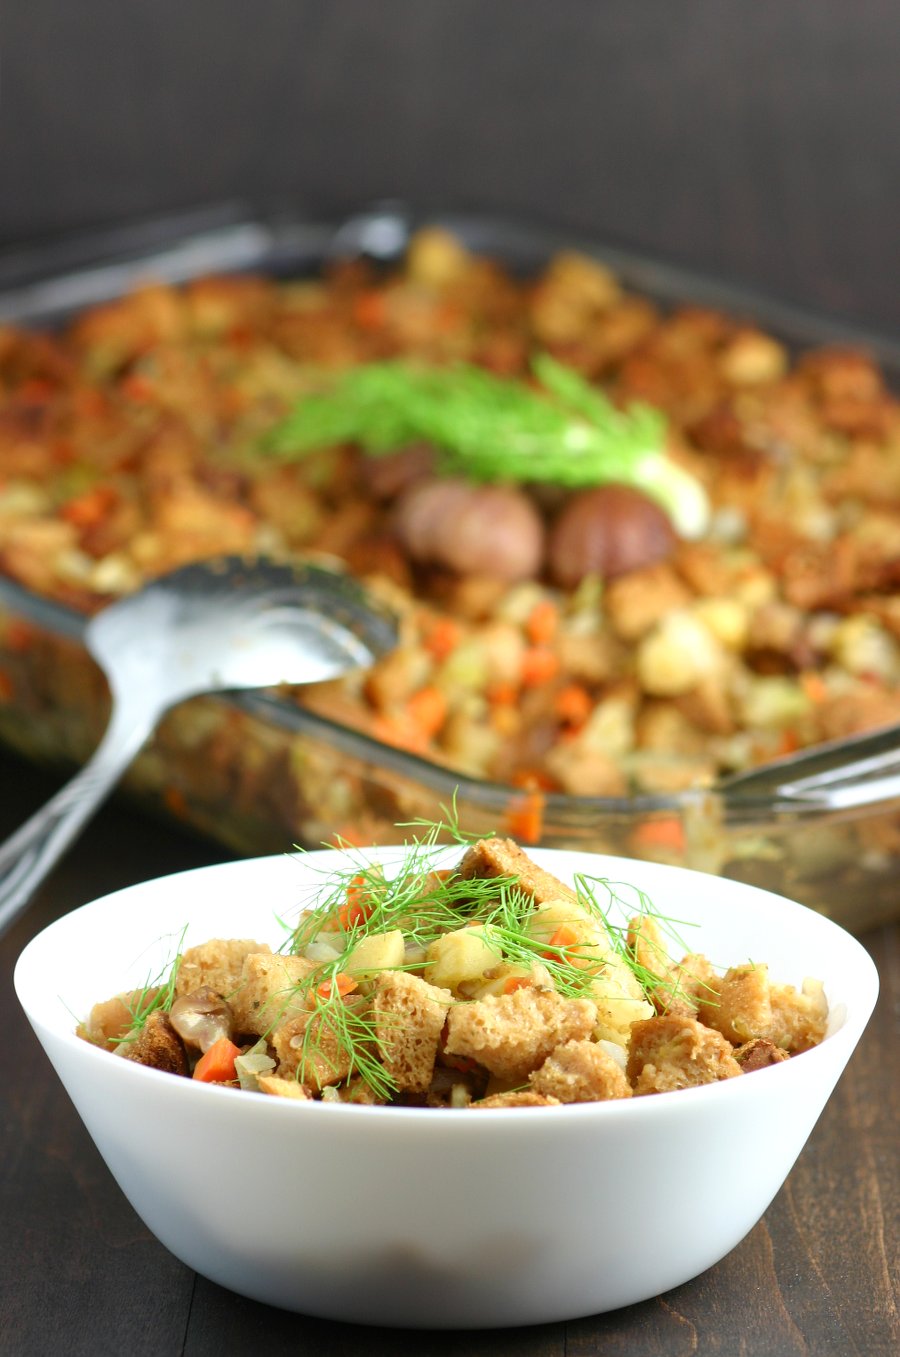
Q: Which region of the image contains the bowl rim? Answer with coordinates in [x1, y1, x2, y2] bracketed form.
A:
[15, 845, 880, 1124]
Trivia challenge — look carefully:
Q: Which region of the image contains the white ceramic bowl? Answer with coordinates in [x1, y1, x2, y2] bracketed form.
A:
[15, 847, 878, 1329]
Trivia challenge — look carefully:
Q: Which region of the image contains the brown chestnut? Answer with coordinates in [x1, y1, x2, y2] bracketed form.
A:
[548, 484, 675, 587]
[394, 478, 545, 582]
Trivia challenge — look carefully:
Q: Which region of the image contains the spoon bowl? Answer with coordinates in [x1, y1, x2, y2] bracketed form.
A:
[0, 555, 398, 936]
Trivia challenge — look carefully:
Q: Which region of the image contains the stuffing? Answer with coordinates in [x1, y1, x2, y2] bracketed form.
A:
[457, 837, 579, 910]
[271, 1008, 355, 1090]
[627, 1014, 743, 1094]
[230, 952, 317, 1037]
[444, 985, 597, 1083]
[373, 971, 453, 1092]
[257, 1074, 312, 1101]
[470, 1090, 562, 1109]
[81, 838, 829, 1109]
[175, 938, 270, 1003]
[733, 1038, 790, 1072]
[118, 1010, 188, 1077]
[530, 1039, 632, 1103]
[702, 963, 827, 1053]
[81, 992, 144, 1049]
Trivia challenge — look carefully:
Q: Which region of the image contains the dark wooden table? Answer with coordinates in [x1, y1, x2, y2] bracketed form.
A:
[1, 750, 897, 1357]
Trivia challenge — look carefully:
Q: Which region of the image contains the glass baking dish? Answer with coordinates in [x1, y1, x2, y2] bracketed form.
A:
[0, 204, 897, 933]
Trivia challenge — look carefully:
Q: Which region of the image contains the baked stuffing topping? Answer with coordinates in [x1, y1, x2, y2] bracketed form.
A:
[78, 822, 829, 1107]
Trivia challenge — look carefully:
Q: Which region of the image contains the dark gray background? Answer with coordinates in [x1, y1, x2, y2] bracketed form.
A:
[1, 1, 898, 330]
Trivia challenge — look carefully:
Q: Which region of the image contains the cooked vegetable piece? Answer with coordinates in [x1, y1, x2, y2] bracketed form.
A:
[193, 1037, 241, 1084]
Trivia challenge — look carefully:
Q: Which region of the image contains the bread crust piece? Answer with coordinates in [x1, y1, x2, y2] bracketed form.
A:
[470, 1090, 562, 1109]
[373, 971, 453, 1093]
[530, 1039, 632, 1103]
[257, 1074, 312, 1101]
[702, 964, 828, 1053]
[271, 1009, 354, 1090]
[229, 952, 317, 1037]
[445, 986, 597, 1083]
[456, 838, 578, 909]
[118, 1010, 188, 1076]
[733, 1037, 790, 1073]
[627, 1013, 743, 1094]
[175, 938, 271, 1002]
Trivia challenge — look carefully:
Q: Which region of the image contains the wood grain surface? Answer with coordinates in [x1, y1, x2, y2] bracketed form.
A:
[1, 752, 897, 1357]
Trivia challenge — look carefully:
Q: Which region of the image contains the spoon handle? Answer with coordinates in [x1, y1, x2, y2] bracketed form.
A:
[0, 696, 159, 937]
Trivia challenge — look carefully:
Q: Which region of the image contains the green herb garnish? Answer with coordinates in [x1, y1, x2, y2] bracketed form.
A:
[272, 811, 698, 1099]
[265, 355, 709, 537]
[114, 927, 186, 1047]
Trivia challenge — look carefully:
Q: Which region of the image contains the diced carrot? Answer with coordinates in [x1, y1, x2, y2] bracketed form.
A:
[555, 683, 593, 727]
[526, 599, 559, 647]
[511, 769, 556, 792]
[353, 290, 387, 330]
[487, 680, 520, 707]
[72, 386, 109, 419]
[778, 728, 800, 756]
[193, 1037, 241, 1084]
[504, 786, 545, 844]
[338, 874, 375, 930]
[226, 324, 254, 349]
[800, 672, 828, 704]
[520, 646, 560, 687]
[629, 817, 686, 856]
[372, 713, 429, 755]
[120, 373, 155, 403]
[60, 484, 119, 529]
[543, 924, 580, 959]
[18, 378, 55, 403]
[502, 976, 532, 995]
[51, 439, 76, 467]
[442, 1053, 481, 1074]
[424, 617, 462, 661]
[405, 685, 448, 739]
[316, 973, 359, 1002]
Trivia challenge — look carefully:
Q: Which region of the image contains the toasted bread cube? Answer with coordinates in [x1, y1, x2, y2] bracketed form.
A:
[676, 953, 721, 1018]
[627, 1014, 742, 1094]
[769, 978, 828, 1053]
[470, 1090, 562, 1109]
[704, 963, 774, 1044]
[175, 938, 270, 1002]
[257, 1074, 312, 1101]
[733, 1038, 790, 1072]
[373, 971, 453, 1093]
[81, 991, 150, 1049]
[444, 987, 597, 1083]
[117, 1010, 188, 1077]
[271, 1009, 354, 1090]
[230, 952, 317, 1036]
[626, 913, 672, 979]
[457, 838, 578, 909]
[530, 1039, 632, 1103]
[338, 1075, 389, 1106]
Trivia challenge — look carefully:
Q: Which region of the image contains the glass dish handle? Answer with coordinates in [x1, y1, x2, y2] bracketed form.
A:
[721, 724, 900, 814]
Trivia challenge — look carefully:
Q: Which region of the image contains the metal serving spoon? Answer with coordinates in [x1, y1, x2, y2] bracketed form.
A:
[0, 555, 398, 936]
